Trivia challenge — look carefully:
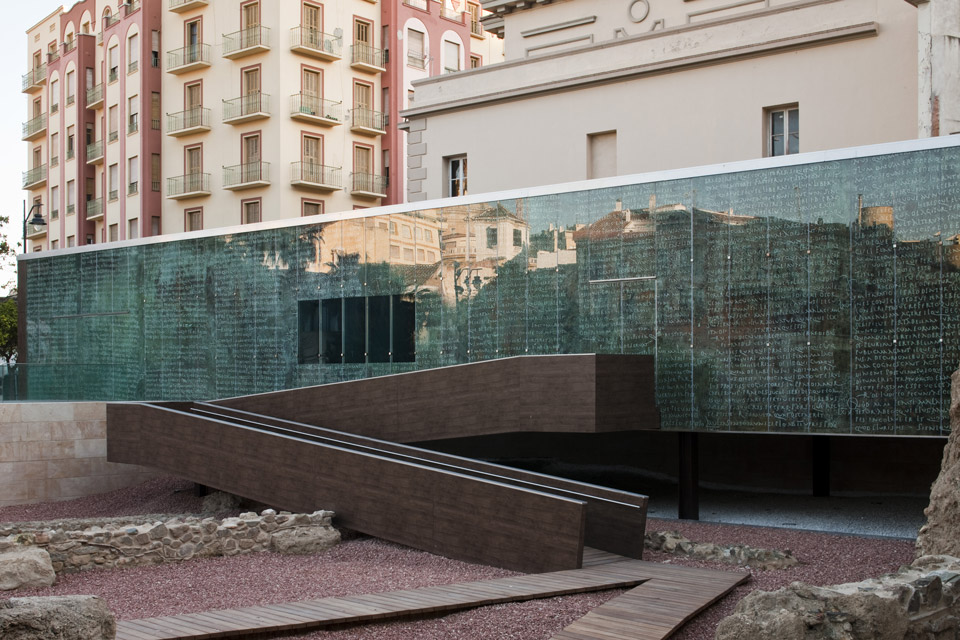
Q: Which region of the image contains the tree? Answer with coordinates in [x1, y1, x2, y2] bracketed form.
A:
[0, 295, 16, 364]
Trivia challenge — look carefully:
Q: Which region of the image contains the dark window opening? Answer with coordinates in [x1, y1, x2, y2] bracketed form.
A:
[301, 295, 416, 364]
[513, 229, 523, 247]
[486, 227, 497, 249]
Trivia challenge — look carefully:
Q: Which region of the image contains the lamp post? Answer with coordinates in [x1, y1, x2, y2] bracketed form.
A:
[22, 201, 45, 254]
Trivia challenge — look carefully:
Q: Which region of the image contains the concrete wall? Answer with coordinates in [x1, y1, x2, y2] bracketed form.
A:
[0, 403, 155, 507]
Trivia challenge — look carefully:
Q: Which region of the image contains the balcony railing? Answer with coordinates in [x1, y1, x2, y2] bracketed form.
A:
[109, 130, 119, 143]
[128, 114, 139, 134]
[169, 0, 209, 12]
[51, 156, 59, 167]
[167, 107, 211, 136]
[47, 50, 60, 65]
[291, 162, 341, 191]
[444, 65, 461, 74]
[223, 162, 270, 190]
[471, 19, 483, 37]
[350, 43, 386, 73]
[62, 39, 77, 54]
[167, 172, 211, 199]
[66, 203, 75, 215]
[22, 114, 47, 141]
[290, 94, 342, 126]
[289, 27, 342, 60]
[108, 67, 119, 83]
[403, 0, 428, 9]
[223, 92, 270, 124]
[66, 94, 75, 106]
[22, 165, 47, 189]
[87, 82, 104, 108]
[103, 13, 120, 31]
[128, 181, 139, 195]
[67, 147, 75, 161]
[86, 140, 104, 164]
[441, 6, 462, 21]
[125, 0, 141, 15]
[350, 172, 387, 198]
[167, 44, 211, 73]
[22, 65, 47, 92]
[86, 197, 104, 220]
[128, 60, 139, 74]
[51, 103, 59, 114]
[109, 189, 118, 201]
[407, 53, 426, 69]
[349, 108, 386, 135]
[26, 218, 47, 239]
[223, 25, 271, 58]
[50, 209, 59, 220]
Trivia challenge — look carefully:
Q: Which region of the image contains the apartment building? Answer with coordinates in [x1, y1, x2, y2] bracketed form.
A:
[23, 0, 163, 252]
[380, 0, 503, 204]
[401, 0, 960, 201]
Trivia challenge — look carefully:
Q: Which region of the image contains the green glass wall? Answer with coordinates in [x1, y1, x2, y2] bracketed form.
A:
[15, 143, 960, 435]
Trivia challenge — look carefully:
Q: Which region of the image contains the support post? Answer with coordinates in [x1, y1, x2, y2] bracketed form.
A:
[678, 432, 699, 520]
[812, 436, 830, 497]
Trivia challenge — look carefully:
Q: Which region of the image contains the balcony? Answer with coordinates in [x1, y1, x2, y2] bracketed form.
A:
[103, 13, 120, 31]
[26, 219, 47, 239]
[407, 53, 426, 69]
[167, 107, 211, 136]
[441, 6, 463, 22]
[47, 51, 60, 65]
[290, 27, 342, 61]
[350, 43, 386, 74]
[167, 173, 211, 199]
[22, 114, 47, 141]
[169, 0, 208, 11]
[87, 140, 104, 164]
[22, 65, 47, 93]
[223, 26, 271, 59]
[86, 197, 104, 221]
[22, 165, 47, 190]
[290, 94, 342, 127]
[125, 0, 141, 15]
[223, 92, 270, 124]
[471, 19, 484, 37]
[87, 83, 104, 109]
[128, 114, 139, 134]
[167, 44, 211, 74]
[223, 162, 270, 190]
[291, 162, 341, 191]
[403, 0, 428, 9]
[350, 172, 387, 199]
[349, 108, 386, 136]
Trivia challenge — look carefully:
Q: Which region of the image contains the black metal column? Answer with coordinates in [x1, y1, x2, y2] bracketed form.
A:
[678, 432, 699, 520]
[812, 436, 831, 497]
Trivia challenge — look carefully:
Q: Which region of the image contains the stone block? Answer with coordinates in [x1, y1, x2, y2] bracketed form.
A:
[74, 440, 107, 459]
[0, 596, 116, 639]
[407, 118, 427, 132]
[409, 192, 428, 202]
[407, 154, 422, 169]
[73, 404, 107, 422]
[0, 548, 56, 590]
[407, 131, 422, 145]
[0, 404, 21, 425]
[408, 143, 427, 157]
[19, 404, 75, 423]
[408, 167, 427, 181]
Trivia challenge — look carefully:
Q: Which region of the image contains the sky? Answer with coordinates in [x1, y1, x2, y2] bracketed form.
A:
[1, 1, 67, 293]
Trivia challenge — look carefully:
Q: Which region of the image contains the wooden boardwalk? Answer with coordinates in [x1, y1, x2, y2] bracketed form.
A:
[551, 561, 749, 640]
[115, 552, 748, 640]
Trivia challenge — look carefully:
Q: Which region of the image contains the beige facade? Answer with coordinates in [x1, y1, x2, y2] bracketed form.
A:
[402, 0, 960, 201]
[161, 0, 387, 233]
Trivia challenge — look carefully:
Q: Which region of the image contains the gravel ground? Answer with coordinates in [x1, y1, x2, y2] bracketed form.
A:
[2, 478, 918, 640]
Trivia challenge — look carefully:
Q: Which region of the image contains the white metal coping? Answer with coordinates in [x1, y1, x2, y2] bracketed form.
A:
[19, 134, 960, 262]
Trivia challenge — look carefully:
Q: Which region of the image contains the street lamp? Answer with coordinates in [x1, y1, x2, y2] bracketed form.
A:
[22, 201, 45, 254]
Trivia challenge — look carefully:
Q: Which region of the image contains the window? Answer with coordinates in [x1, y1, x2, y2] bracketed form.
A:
[443, 40, 460, 73]
[108, 105, 119, 142]
[128, 218, 139, 240]
[446, 155, 467, 197]
[303, 3, 322, 38]
[303, 134, 322, 173]
[151, 31, 160, 68]
[382, 149, 390, 187]
[109, 224, 118, 242]
[242, 1, 261, 30]
[128, 156, 139, 195]
[302, 68, 321, 101]
[768, 106, 799, 156]
[242, 200, 261, 224]
[470, 54, 481, 69]
[67, 180, 75, 214]
[354, 19, 371, 45]
[51, 239, 59, 250]
[401, 225, 412, 239]
[513, 229, 523, 247]
[151, 154, 161, 192]
[486, 227, 497, 249]
[186, 82, 202, 110]
[50, 186, 59, 218]
[50, 133, 59, 167]
[407, 29, 425, 68]
[66, 70, 75, 104]
[128, 95, 139, 133]
[33, 147, 42, 170]
[186, 145, 202, 174]
[108, 45, 119, 82]
[67, 235, 75, 248]
[151, 92, 161, 130]
[108, 163, 119, 200]
[587, 131, 617, 179]
[128, 33, 139, 73]
[85, 123, 94, 146]
[303, 200, 323, 217]
[151, 217, 160, 236]
[186, 208, 202, 231]
[66, 126, 75, 160]
[50, 79, 59, 112]
[299, 295, 416, 365]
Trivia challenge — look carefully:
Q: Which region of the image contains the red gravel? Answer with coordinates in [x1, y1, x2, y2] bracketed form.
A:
[1, 479, 918, 640]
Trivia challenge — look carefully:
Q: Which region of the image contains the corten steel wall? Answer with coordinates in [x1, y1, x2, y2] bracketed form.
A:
[16, 139, 960, 436]
[107, 402, 588, 573]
